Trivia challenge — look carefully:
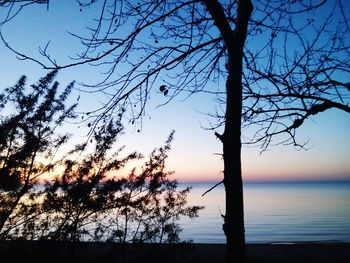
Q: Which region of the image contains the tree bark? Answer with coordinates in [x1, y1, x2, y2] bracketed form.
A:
[203, 0, 253, 262]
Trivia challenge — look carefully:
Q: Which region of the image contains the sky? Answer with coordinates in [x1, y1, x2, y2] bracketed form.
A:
[0, 1, 349, 183]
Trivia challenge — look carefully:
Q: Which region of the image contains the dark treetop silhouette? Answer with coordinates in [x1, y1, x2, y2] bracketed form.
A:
[1, 1, 349, 262]
[0, 71, 77, 235]
[0, 72, 202, 242]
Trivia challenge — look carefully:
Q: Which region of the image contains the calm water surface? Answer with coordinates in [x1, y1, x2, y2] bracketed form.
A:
[179, 182, 350, 244]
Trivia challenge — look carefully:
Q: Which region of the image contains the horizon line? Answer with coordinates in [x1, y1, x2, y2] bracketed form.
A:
[178, 178, 350, 184]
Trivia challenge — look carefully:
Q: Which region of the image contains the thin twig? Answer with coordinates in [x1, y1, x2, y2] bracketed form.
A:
[202, 180, 223, 196]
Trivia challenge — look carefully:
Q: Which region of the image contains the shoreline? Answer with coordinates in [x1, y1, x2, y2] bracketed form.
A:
[2, 241, 350, 262]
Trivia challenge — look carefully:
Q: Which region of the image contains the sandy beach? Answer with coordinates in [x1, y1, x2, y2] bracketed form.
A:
[1, 241, 350, 263]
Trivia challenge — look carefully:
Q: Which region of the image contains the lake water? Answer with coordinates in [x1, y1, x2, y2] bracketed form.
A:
[179, 182, 350, 244]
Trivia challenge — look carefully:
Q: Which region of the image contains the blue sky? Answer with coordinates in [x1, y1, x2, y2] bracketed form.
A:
[1, 1, 349, 182]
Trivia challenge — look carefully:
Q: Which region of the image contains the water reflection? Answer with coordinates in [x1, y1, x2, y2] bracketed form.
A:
[180, 182, 350, 243]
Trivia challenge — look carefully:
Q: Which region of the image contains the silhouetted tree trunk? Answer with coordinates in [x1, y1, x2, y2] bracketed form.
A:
[204, 0, 253, 262]
[222, 69, 246, 262]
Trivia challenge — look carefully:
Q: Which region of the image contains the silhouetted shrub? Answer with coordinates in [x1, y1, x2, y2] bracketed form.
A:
[0, 73, 203, 243]
[39, 128, 203, 243]
[0, 71, 76, 239]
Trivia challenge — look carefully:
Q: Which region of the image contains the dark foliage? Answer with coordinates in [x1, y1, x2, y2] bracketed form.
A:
[38, 129, 203, 243]
[0, 74, 202, 242]
[0, 71, 77, 238]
